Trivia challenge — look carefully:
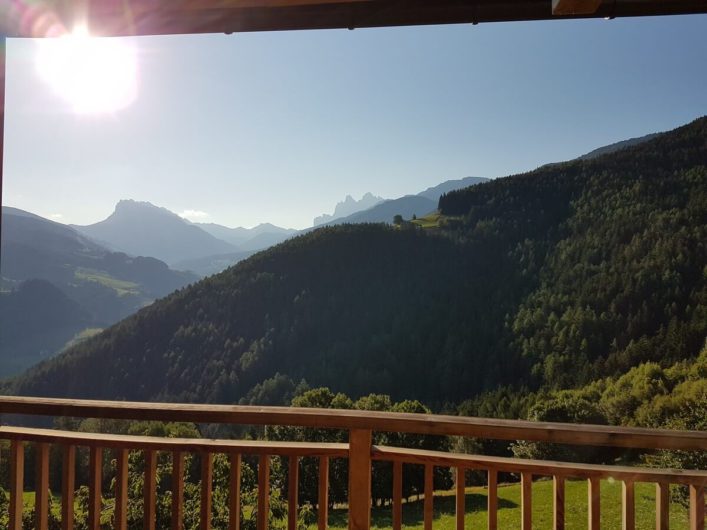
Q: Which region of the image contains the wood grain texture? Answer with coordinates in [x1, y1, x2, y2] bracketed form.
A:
[89, 447, 103, 530]
[35, 442, 50, 530]
[689, 484, 704, 530]
[553, 475, 564, 530]
[455, 467, 465, 530]
[424, 463, 434, 530]
[487, 469, 498, 530]
[230, 453, 242, 530]
[201, 452, 213, 530]
[172, 452, 185, 530]
[62, 445, 76, 530]
[258, 455, 270, 530]
[348, 429, 372, 530]
[521, 472, 532, 530]
[393, 461, 402, 530]
[115, 448, 129, 530]
[588, 477, 600, 530]
[656, 482, 670, 530]
[1, 396, 705, 451]
[288, 456, 299, 530]
[145, 450, 158, 530]
[319, 456, 329, 530]
[9, 440, 24, 530]
[622, 481, 635, 530]
[371, 446, 707, 485]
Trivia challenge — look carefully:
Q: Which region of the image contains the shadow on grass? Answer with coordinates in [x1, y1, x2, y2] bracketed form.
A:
[327, 492, 518, 528]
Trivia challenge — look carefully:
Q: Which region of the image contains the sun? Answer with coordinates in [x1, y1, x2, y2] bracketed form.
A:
[36, 27, 138, 114]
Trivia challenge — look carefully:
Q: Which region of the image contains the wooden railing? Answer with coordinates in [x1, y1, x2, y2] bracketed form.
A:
[0, 396, 705, 530]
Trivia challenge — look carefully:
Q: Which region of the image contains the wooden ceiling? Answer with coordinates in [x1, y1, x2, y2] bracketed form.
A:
[1, 0, 706, 38]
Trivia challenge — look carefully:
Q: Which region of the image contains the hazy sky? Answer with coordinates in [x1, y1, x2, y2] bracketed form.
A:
[3, 14, 707, 229]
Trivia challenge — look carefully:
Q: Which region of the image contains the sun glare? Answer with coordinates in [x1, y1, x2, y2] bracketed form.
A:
[36, 27, 138, 114]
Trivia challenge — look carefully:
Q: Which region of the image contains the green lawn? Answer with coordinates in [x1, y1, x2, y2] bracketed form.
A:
[74, 268, 140, 296]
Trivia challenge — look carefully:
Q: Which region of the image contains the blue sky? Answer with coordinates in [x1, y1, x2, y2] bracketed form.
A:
[3, 14, 707, 229]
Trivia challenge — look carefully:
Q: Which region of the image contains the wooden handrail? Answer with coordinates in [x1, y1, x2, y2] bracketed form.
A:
[1, 396, 706, 451]
[371, 445, 707, 486]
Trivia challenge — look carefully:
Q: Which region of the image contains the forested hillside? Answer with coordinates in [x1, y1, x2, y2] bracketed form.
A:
[7, 117, 706, 408]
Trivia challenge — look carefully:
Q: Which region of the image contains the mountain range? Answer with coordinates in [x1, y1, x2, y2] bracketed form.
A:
[8, 117, 704, 407]
[0, 206, 197, 377]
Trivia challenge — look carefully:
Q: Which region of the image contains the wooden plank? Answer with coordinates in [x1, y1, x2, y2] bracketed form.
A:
[318, 456, 329, 530]
[144, 450, 157, 530]
[521, 472, 532, 530]
[588, 477, 600, 530]
[552, 0, 602, 16]
[258, 454, 270, 530]
[348, 429, 372, 530]
[62, 445, 76, 530]
[89, 447, 102, 530]
[370, 446, 707, 486]
[35, 442, 50, 530]
[690, 484, 705, 530]
[2, 397, 706, 451]
[424, 463, 434, 530]
[201, 452, 213, 530]
[0, 426, 347, 457]
[288, 456, 299, 530]
[172, 452, 185, 530]
[393, 461, 403, 530]
[455, 467, 465, 530]
[115, 448, 129, 530]
[230, 454, 242, 530]
[656, 482, 669, 530]
[553, 475, 564, 530]
[487, 470, 497, 530]
[9, 440, 24, 530]
[622, 481, 635, 530]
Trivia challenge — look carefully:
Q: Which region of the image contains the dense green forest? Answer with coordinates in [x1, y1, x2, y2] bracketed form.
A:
[5, 117, 707, 416]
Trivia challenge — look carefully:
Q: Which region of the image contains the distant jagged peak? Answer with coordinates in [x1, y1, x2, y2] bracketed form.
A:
[313, 192, 385, 226]
[111, 199, 185, 221]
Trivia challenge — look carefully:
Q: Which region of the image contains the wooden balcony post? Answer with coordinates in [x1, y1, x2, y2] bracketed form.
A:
[656, 482, 669, 530]
[201, 452, 214, 530]
[62, 445, 76, 530]
[553, 475, 565, 530]
[172, 452, 185, 530]
[288, 456, 299, 530]
[393, 461, 403, 530]
[9, 440, 24, 530]
[588, 477, 600, 530]
[145, 450, 158, 530]
[89, 447, 103, 530]
[622, 481, 635, 530]
[521, 472, 532, 530]
[258, 455, 270, 530]
[689, 484, 704, 530]
[424, 463, 434, 530]
[230, 453, 242, 530]
[319, 456, 330, 530]
[348, 429, 372, 530]
[115, 448, 129, 530]
[455, 467, 465, 530]
[487, 469, 498, 530]
[35, 442, 50, 530]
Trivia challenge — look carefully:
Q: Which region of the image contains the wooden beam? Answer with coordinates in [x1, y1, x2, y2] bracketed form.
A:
[9, 441, 24, 530]
[424, 464, 434, 530]
[455, 467, 465, 530]
[348, 429, 372, 530]
[115, 449, 129, 530]
[552, 0, 603, 16]
[622, 481, 635, 530]
[258, 455, 270, 530]
[144, 450, 158, 530]
[288, 456, 299, 530]
[487, 469, 498, 530]
[201, 453, 213, 530]
[35, 443, 50, 530]
[230, 454, 242, 530]
[172, 452, 185, 530]
[62, 446, 76, 530]
[521, 472, 532, 530]
[89, 447, 103, 530]
[553, 476, 565, 530]
[393, 461, 402, 530]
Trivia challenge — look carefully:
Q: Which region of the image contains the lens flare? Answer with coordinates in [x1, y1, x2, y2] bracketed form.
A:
[36, 26, 138, 114]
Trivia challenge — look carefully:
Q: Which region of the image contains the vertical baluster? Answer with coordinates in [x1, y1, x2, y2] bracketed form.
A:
[656, 482, 670, 530]
[348, 429, 372, 530]
[258, 455, 270, 530]
[424, 463, 434, 530]
[9, 440, 24, 530]
[521, 472, 532, 530]
[201, 452, 213, 530]
[88, 447, 102, 530]
[144, 450, 157, 530]
[288, 456, 299, 530]
[62, 445, 76, 530]
[689, 484, 704, 530]
[115, 448, 129, 530]
[622, 480, 635, 530]
[172, 452, 184, 530]
[319, 456, 330, 530]
[553, 475, 565, 530]
[35, 442, 50, 530]
[230, 454, 242, 530]
[456, 467, 465, 530]
[588, 477, 600, 530]
[393, 461, 402, 530]
[487, 469, 498, 530]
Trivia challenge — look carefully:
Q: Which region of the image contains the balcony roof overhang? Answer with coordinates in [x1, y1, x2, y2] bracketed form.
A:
[1, 0, 707, 39]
